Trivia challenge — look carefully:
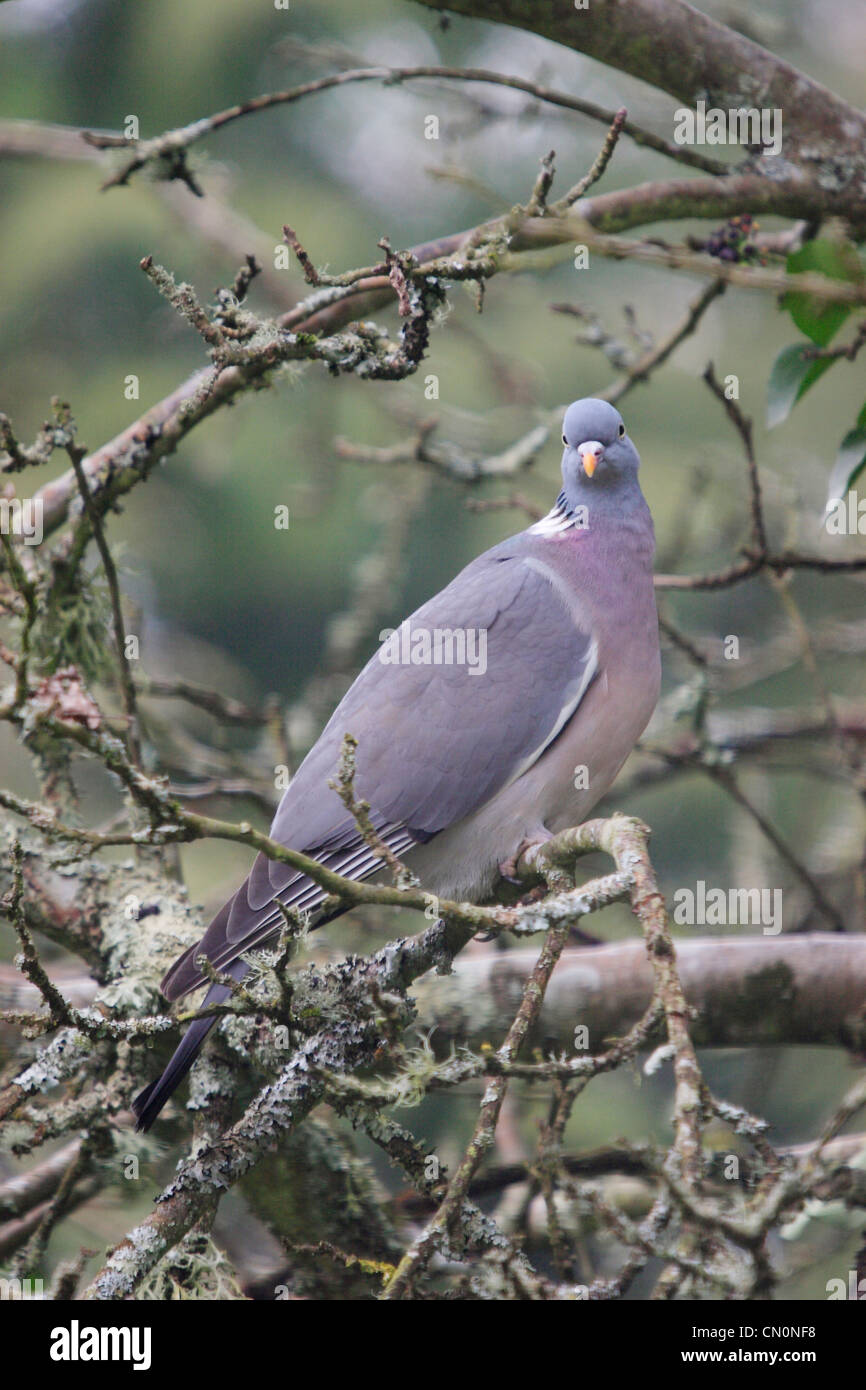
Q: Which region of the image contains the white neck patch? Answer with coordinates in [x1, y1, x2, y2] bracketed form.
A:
[529, 500, 585, 536]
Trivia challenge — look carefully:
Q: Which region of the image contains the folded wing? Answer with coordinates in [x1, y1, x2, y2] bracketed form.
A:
[162, 547, 597, 1000]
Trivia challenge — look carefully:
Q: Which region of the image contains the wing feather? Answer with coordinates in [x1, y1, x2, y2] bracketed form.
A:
[164, 548, 597, 999]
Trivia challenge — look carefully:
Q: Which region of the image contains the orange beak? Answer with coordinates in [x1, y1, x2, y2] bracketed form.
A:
[579, 444, 602, 477]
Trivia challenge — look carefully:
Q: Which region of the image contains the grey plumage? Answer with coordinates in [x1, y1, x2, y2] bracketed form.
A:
[132, 398, 660, 1130]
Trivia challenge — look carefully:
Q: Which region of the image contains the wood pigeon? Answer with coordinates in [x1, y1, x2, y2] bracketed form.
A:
[132, 398, 661, 1129]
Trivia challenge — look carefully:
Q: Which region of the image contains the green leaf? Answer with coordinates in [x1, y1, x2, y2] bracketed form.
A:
[783, 236, 864, 347]
[826, 426, 866, 508]
[766, 343, 836, 429]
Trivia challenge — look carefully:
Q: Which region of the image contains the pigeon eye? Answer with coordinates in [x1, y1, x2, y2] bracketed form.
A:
[618, 423, 626, 438]
[562, 434, 568, 445]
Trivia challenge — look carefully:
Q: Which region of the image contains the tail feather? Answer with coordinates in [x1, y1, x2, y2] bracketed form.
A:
[131, 960, 248, 1132]
[133, 888, 351, 1131]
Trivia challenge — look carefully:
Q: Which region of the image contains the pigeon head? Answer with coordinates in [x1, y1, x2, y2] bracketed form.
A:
[560, 399, 640, 504]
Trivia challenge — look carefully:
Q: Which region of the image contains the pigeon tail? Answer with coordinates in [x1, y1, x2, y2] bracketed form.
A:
[131, 958, 248, 1132]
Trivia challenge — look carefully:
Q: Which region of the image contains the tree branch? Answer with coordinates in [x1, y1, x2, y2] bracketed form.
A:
[414, 0, 866, 179]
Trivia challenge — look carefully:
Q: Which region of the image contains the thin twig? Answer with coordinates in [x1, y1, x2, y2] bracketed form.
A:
[80, 68, 726, 190]
[702, 362, 767, 555]
[555, 107, 628, 207]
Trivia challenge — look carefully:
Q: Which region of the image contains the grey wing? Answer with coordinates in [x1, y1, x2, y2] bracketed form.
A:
[162, 551, 596, 1000]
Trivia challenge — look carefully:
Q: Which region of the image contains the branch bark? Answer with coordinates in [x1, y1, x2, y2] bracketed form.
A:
[415, 0, 866, 176]
[414, 934, 866, 1053]
[26, 170, 866, 550]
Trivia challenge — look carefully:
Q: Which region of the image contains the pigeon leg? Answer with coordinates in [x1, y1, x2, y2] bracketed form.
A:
[498, 827, 554, 885]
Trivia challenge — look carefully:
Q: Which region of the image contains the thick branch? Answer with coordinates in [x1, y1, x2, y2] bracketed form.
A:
[415, 0, 866, 174]
[22, 175, 861, 552]
[415, 934, 866, 1053]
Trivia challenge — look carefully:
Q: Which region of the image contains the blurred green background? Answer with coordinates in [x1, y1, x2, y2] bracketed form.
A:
[1, 0, 865, 1297]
